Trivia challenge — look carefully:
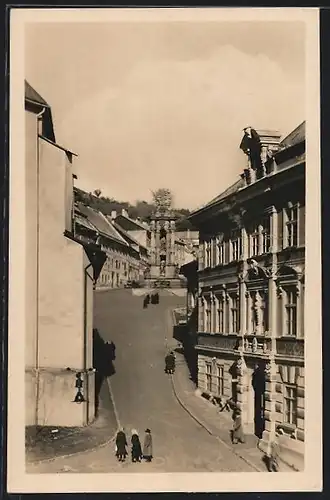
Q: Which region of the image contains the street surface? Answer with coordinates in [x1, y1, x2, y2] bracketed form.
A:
[27, 289, 255, 473]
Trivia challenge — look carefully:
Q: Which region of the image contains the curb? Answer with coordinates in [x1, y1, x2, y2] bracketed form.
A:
[26, 378, 120, 467]
[170, 375, 264, 473]
[256, 441, 300, 472]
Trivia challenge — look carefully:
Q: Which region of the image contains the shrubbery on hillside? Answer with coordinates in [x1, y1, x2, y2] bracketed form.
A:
[74, 187, 195, 230]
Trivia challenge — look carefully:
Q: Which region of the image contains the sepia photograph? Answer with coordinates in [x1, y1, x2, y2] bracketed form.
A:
[8, 7, 321, 493]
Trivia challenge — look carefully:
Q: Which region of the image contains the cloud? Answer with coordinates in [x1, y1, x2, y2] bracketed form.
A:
[54, 44, 304, 209]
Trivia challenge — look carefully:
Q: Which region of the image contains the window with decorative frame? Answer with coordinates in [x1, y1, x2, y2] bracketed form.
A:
[204, 299, 212, 332]
[259, 290, 269, 333]
[205, 242, 211, 268]
[229, 293, 239, 333]
[216, 296, 225, 333]
[284, 205, 299, 248]
[206, 363, 212, 392]
[249, 223, 260, 257]
[284, 286, 298, 336]
[215, 365, 225, 396]
[230, 228, 241, 262]
[261, 216, 271, 254]
[218, 238, 225, 265]
[283, 384, 298, 426]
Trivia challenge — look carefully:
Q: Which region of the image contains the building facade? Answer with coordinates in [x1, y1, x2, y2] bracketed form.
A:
[189, 123, 305, 466]
[75, 203, 141, 288]
[25, 81, 106, 427]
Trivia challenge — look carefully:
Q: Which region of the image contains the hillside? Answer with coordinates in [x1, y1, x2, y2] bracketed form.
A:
[73, 187, 195, 230]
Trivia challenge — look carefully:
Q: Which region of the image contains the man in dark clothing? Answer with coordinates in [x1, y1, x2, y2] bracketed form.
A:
[131, 429, 142, 463]
[165, 352, 175, 374]
[115, 429, 128, 462]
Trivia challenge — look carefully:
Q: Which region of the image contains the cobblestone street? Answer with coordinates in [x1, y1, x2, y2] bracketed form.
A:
[27, 289, 258, 473]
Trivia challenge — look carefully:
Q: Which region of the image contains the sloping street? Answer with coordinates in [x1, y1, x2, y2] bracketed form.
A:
[27, 289, 256, 473]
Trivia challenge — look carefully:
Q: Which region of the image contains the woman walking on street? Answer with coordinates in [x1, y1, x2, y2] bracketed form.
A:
[142, 428, 153, 462]
[131, 429, 143, 463]
[115, 428, 128, 462]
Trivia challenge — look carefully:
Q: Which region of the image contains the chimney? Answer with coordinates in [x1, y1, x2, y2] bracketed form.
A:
[111, 210, 117, 220]
[122, 208, 128, 217]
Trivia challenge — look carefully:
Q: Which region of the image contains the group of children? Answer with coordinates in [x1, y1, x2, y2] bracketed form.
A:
[115, 428, 153, 463]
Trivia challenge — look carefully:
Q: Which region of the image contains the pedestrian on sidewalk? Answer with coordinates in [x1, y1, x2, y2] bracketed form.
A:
[266, 430, 281, 472]
[131, 429, 143, 463]
[142, 428, 153, 462]
[115, 428, 128, 462]
[232, 408, 245, 444]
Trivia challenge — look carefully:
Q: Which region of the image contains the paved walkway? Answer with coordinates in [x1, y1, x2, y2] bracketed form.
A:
[168, 311, 296, 473]
[26, 377, 118, 466]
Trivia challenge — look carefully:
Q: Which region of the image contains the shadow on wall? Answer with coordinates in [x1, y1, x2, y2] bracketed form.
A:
[93, 328, 116, 417]
[172, 307, 198, 386]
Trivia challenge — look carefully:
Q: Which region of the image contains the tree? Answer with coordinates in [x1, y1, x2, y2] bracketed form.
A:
[94, 189, 102, 198]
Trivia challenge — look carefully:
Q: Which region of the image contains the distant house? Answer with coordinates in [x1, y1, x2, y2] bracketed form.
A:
[75, 203, 142, 287]
[113, 209, 152, 250]
[25, 80, 106, 427]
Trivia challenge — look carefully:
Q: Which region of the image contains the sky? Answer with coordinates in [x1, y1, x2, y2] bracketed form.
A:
[25, 19, 305, 210]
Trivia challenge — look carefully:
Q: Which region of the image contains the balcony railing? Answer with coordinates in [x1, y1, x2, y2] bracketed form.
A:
[197, 333, 239, 351]
[276, 338, 304, 358]
[197, 333, 304, 358]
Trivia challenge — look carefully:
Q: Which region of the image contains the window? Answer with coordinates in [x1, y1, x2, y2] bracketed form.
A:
[231, 229, 241, 261]
[250, 224, 260, 257]
[285, 206, 298, 247]
[205, 301, 212, 332]
[217, 298, 225, 333]
[216, 365, 225, 396]
[206, 242, 211, 267]
[216, 237, 225, 265]
[284, 385, 297, 425]
[261, 217, 271, 254]
[259, 291, 269, 333]
[285, 288, 297, 336]
[206, 363, 212, 392]
[250, 291, 258, 333]
[230, 294, 239, 333]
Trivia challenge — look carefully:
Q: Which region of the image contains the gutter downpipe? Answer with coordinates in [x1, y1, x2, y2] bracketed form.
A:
[35, 106, 46, 427]
[84, 261, 93, 425]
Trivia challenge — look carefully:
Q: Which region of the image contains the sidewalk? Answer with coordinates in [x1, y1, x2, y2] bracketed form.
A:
[171, 351, 295, 473]
[26, 378, 118, 465]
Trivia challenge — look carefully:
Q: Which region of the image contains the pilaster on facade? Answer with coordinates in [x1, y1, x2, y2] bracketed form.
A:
[260, 356, 277, 450]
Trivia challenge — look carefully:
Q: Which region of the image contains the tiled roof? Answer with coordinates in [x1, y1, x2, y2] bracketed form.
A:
[25, 80, 49, 107]
[76, 203, 128, 246]
[75, 212, 98, 232]
[115, 214, 149, 231]
[111, 219, 149, 252]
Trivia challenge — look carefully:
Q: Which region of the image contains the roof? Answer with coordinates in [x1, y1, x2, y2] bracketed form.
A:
[115, 213, 149, 232]
[74, 210, 98, 233]
[279, 121, 305, 149]
[25, 80, 56, 143]
[111, 219, 149, 253]
[189, 178, 244, 218]
[76, 203, 128, 246]
[25, 80, 50, 107]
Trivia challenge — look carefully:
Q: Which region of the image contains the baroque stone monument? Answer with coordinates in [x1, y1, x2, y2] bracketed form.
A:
[149, 188, 179, 286]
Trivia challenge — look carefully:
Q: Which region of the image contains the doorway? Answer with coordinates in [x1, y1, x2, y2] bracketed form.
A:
[252, 363, 266, 438]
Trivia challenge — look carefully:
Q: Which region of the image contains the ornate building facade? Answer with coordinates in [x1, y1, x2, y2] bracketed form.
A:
[188, 123, 305, 467]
